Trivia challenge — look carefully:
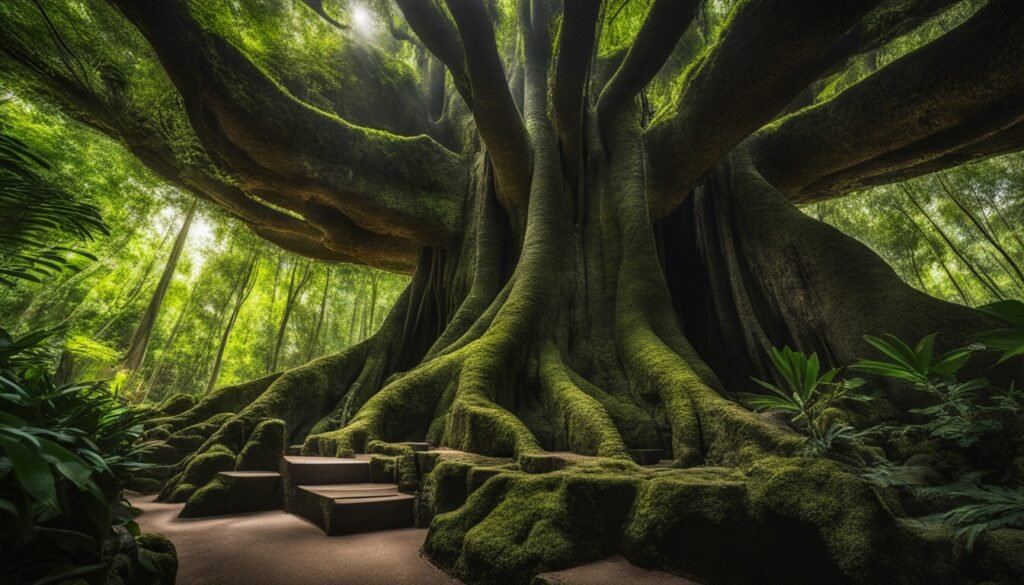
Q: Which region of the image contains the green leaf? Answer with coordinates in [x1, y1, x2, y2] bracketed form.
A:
[0, 434, 57, 510]
[37, 437, 94, 488]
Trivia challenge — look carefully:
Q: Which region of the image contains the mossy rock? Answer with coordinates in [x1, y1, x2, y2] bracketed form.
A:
[106, 533, 177, 585]
[165, 434, 206, 453]
[128, 477, 164, 494]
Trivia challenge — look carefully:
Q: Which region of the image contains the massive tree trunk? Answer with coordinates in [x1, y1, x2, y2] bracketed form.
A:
[7, 0, 1024, 583]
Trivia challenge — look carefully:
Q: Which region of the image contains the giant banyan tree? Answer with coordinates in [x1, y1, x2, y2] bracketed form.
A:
[3, 0, 1024, 583]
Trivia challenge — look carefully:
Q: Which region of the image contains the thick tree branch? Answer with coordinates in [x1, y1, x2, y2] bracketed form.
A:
[551, 0, 600, 187]
[596, 0, 699, 126]
[444, 0, 533, 216]
[110, 0, 465, 249]
[752, 0, 1024, 202]
[0, 16, 419, 271]
[643, 0, 881, 220]
[394, 0, 472, 105]
[823, 0, 962, 77]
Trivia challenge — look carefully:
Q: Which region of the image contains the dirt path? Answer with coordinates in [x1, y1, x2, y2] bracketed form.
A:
[129, 494, 461, 585]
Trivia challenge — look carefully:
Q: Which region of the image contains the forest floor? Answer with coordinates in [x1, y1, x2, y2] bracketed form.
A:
[128, 494, 461, 585]
[128, 493, 704, 585]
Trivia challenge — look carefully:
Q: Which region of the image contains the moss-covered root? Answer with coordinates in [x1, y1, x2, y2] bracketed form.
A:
[304, 357, 457, 457]
[538, 341, 629, 459]
[236, 418, 285, 470]
[423, 457, 1016, 585]
[144, 373, 282, 438]
[160, 417, 284, 504]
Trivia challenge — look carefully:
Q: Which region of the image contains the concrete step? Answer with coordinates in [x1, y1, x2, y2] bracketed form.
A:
[282, 455, 370, 485]
[322, 494, 415, 536]
[298, 483, 400, 499]
[291, 482, 413, 535]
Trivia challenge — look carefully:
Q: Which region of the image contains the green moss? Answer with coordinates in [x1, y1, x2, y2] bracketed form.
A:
[136, 533, 178, 584]
[369, 455, 398, 484]
[172, 450, 236, 501]
[426, 467, 639, 585]
[180, 473, 281, 518]
[366, 441, 420, 491]
[236, 418, 285, 471]
[155, 393, 195, 416]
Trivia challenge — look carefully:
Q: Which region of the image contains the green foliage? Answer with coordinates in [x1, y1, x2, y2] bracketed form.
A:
[944, 481, 1024, 551]
[743, 346, 868, 455]
[843, 328, 1024, 549]
[852, 333, 1014, 448]
[0, 131, 108, 287]
[0, 325, 160, 584]
[0, 99, 408, 404]
[809, 153, 1024, 308]
[977, 300, 1024, 364]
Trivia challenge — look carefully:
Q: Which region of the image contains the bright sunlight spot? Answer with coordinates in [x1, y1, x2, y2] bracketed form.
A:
[351, 4, 374, 35]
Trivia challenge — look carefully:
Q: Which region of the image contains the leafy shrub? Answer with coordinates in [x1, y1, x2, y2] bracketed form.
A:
[944, 481, 1024, 550]
[851, 333, 1001, 447]
[749, 309, 1024, 550]
[847, 315, 1024, 550]
[0, 326, 167, 584]
[976, 300, 1024, 364]
[743, 346, 869, 455]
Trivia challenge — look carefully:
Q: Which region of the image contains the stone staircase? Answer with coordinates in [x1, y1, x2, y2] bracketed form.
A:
[212, 454, 414, 536]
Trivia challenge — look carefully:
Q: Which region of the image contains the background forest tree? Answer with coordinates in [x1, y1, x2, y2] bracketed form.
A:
[1, 1, 1023, 585]
[0, 96, 407, 401]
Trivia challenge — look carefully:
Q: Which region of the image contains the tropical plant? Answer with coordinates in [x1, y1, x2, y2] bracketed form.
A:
[976, 300, 1024, 364]
[851, 333, 1018, 447]
[944, 482, 1024, 551]
[744, 346, 869, 455]
[851, 329, 1024, 549]
[0, 326, 163, 585]
[0, 131, 108, 287]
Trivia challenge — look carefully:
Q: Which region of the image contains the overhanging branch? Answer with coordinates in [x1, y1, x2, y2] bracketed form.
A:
[643, 0, 881, 219]
[111, 0, 466, 249]
[752, 0, 1024, 202]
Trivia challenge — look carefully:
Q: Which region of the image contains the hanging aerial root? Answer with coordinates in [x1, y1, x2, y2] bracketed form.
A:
[539, 341, 629, 458]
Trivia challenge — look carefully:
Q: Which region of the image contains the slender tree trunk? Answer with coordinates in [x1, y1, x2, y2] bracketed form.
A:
[901, 184, 1004, 301]
[304, 266, 332, 362]
[139, 291, 193, 403]
[264, 251, 284, 373]
[269, 259, 312, 371]
[366, 272, 380, 337]
[206, 248, 261, 394]
[123, 200, 197, 371]
[893, 202, 972, 305]
[347, 295, 361, 346]
[904, 243, 931, 295]
[938, 175, 1024, 287]
[93, 224, 177, 337]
